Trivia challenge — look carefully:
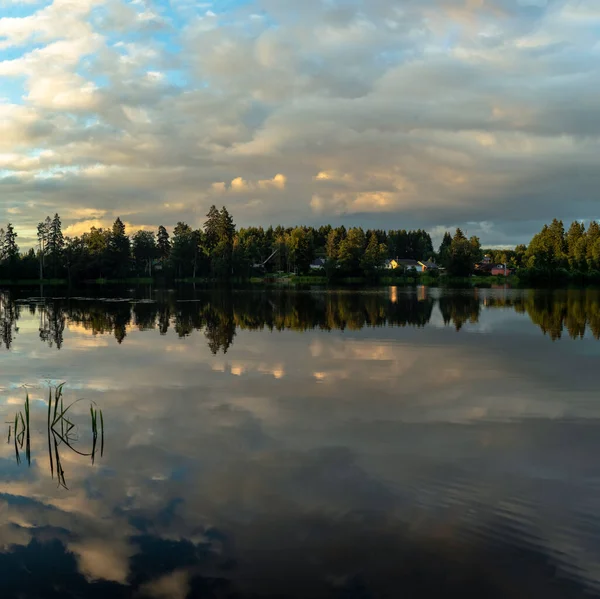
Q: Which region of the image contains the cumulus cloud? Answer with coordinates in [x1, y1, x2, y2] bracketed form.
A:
[0, 0, 598, 247]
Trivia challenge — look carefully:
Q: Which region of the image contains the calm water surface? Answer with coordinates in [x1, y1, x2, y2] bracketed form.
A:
[0, 286, 599, 598]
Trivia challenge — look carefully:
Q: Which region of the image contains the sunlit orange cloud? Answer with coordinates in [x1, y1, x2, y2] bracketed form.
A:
[211, 174, 287, 193]
[63, 219, 150, 237]
[63, 220, 108, 236]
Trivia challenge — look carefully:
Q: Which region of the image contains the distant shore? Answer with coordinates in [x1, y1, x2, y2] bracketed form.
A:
[3, 271, 600, 289]
[0, 273, 520, 287]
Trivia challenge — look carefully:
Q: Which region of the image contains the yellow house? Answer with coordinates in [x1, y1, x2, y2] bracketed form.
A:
[417, 261, 440, 272]
[386, 259, 440, 272]
[386, 258, 420, 270]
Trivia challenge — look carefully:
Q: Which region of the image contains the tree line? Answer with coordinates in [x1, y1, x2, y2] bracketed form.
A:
[0, 208, 597, 282]
[479, 219, 600, 283]
[0, 207, 436, 281]
[520, 219, 600, 281]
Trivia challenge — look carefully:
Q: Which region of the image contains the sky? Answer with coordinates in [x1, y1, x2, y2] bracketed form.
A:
[0, 0, 598, 249]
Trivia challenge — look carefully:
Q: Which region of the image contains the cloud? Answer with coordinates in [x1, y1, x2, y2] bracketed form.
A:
[212, 173, 287, 194]
[0, 0, 598, 247]
[139, 570, 191, 599]
[64, 217, 140, 237]
[69, 538, 135, 583]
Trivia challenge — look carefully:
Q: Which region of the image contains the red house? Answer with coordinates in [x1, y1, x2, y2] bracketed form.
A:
[491, 264, 513, 276]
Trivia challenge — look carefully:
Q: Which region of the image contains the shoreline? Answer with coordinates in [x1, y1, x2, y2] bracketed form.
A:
[2, 274, 598, 289]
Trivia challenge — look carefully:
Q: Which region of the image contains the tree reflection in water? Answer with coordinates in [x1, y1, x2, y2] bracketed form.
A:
[0, 288, 597, 354]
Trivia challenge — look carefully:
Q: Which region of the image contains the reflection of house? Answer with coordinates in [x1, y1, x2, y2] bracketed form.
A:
[310, 257, 326, 270]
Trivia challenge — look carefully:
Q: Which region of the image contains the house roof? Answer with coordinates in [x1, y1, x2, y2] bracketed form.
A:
[418, 261, 439, 269]
[396, 259, 419, 266]
[475, 263, 494, 271]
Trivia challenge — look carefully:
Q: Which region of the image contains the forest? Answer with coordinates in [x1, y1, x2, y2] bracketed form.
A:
[0, 208, 598, 283]
[0, 207, 437, 281]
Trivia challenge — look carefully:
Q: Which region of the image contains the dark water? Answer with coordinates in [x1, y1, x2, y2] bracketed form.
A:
[1, 286, 600, 598]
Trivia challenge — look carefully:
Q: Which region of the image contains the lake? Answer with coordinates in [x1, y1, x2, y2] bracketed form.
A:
[0, 286, 599, 598]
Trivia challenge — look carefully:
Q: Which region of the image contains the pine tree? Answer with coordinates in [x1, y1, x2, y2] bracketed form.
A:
[171, 222, 194, 278]
[469, 235, 482, 264]
[109, 217, 130, 278]
[48, 213, 64, 253]
[112, 217, 126, 238]
[438, 231, 453, 267]
[217, 207, 235, 245]
[157, 225, 171, 264]
[204, 205, 220, 251]
[587, 221, 600, 269]
[47, 213, 64, 277]
[566, 221, 585, 269]
[4, 223, 18, 258]
[211, 207, 236, 278]
[548, 218, 567, 266]
[37, 217, 51, 279]
[3, 223, 19, 279]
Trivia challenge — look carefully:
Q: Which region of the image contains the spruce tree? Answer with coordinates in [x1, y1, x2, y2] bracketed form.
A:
[157, 225, 171, 264]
